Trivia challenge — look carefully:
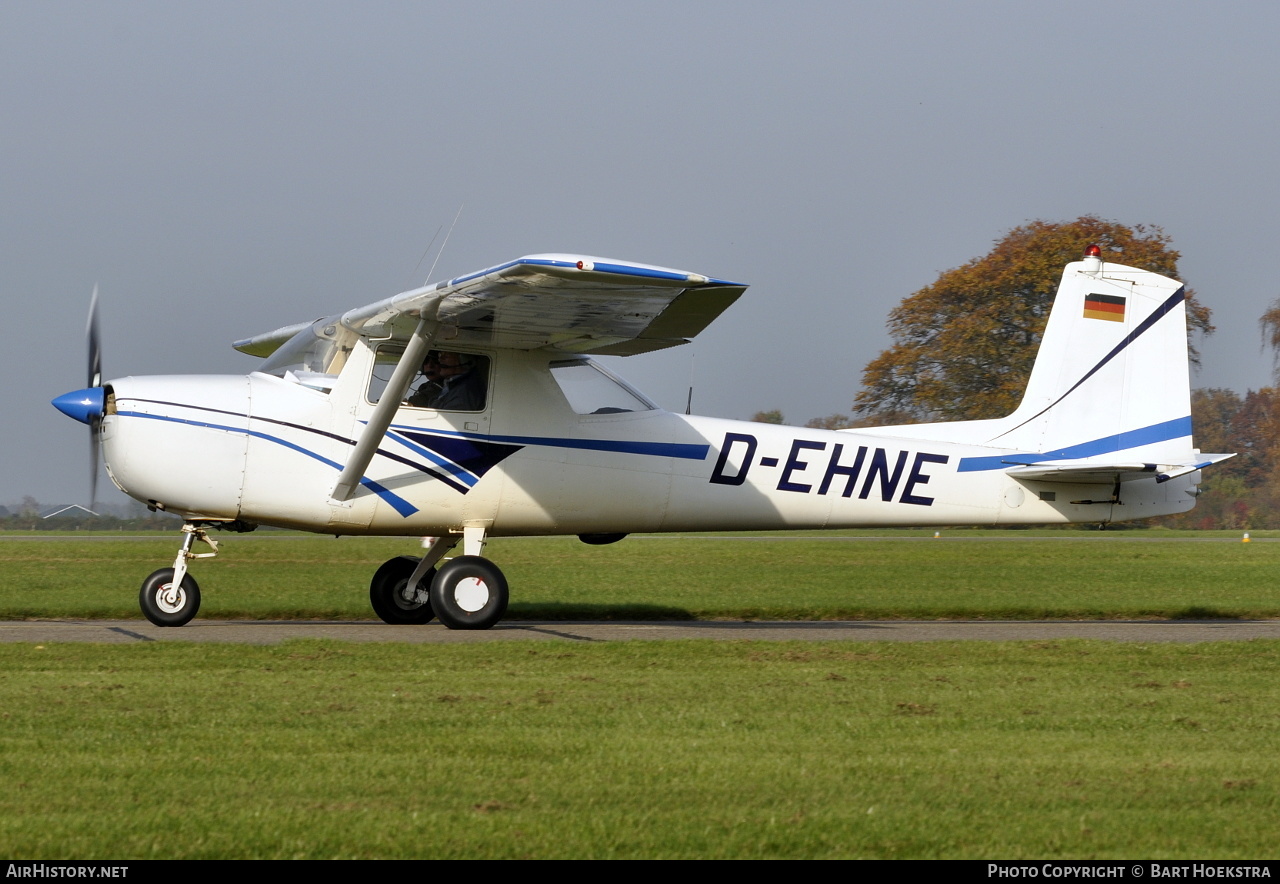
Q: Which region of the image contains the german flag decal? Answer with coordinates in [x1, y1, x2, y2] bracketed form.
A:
[1083, 293, 1126, 322]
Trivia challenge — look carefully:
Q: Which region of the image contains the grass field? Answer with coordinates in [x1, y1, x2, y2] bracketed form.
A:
[1, 639, 1278, 859]
[1, 529, 1278, 621]
[3, 530, 1278, 859]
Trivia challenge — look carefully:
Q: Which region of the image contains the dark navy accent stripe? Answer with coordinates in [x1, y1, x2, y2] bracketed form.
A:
[142, 397, 702, 466]
[383, 429, 481, 487]
[395, 430, 523, 483]
[116, 410, 419, 516]
[388, 423, 709, 460]
[995, 286, 1186, 438]
[958, 416, 1193, 472]
[124, 397, 469, 494]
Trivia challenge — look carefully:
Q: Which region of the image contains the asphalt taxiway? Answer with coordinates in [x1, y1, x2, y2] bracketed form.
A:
[1, 619, 1277, 644]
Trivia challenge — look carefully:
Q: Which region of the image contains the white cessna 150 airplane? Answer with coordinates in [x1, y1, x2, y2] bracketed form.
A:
[52, 246, 1231, 629]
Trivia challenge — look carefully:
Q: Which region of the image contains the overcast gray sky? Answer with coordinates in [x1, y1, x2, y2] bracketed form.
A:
[6, 0, 1278, 507]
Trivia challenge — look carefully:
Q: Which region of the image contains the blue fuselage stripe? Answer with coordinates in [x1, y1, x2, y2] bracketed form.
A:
[115, 410, 419, 516]
[957, 416, 1193, 472]
[488, 434, 709, 459]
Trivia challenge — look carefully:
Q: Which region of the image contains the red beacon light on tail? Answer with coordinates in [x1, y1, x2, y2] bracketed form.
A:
[1082, 243, 1103, 274]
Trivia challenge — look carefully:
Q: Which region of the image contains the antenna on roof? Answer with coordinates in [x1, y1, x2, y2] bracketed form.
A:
[409, 224, 444, 288]
[424, 205, 465, 287]
[685, 351, 695, 415]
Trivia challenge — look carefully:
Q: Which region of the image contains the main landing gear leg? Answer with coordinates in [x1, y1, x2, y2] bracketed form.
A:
[139, 523, 219, 627]
[429, 524, 508, 631]
[369, 536, 458, 625]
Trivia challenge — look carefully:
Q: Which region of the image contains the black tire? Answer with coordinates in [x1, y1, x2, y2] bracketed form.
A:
[369, 556, 436, 625]
[430, 556, 508, 630]
[139, 568, 201, 627]
[578, 533, 627, 545]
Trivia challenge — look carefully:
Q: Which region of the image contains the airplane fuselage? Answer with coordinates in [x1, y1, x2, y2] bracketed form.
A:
[99, 342, 1197, 537]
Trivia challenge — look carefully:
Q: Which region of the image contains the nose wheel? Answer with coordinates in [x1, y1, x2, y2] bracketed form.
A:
[139, 568, 201, 627]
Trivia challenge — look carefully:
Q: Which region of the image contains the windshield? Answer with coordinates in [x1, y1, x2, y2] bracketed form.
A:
[260, 318, 354, 388]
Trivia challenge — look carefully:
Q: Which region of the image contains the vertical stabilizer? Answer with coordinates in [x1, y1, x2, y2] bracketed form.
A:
[982, 251, 1192, 463]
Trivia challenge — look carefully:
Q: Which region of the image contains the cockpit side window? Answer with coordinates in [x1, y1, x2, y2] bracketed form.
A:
[368, 346, 490, 412]
[550, 359, 656, 415]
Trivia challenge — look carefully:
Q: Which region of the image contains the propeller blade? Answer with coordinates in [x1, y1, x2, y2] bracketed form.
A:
[87, 283, 102, 389]
[89, 430, 99, 510]
[87, 285, 102, 508]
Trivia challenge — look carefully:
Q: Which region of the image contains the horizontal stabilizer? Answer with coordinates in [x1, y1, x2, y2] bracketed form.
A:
[1007, 452, 1235, 485]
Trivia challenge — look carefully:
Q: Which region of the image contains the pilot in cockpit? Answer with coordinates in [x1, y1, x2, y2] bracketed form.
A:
[405, 350, 444, 408]
[406, 350, 487, 411]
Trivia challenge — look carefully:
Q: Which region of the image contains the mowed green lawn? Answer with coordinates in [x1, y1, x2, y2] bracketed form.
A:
[2, 532, 1279, 859]
[1, 639, 1277, 859]
[0, 529, 1277, 620]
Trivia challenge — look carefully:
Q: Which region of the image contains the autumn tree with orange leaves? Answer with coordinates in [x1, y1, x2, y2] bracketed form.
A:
[854, 217, 1214, 424]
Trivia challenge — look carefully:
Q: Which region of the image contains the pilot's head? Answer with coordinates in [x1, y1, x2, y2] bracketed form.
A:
[420, 350, 443, 380]
[436, 351, 474, 377]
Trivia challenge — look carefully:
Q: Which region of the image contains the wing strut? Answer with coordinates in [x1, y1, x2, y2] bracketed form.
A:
[331, 316, 437, 503]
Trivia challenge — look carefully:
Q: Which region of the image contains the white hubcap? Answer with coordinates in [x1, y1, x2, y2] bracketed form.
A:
[156, 583, 186, 614]
[453, 577, 490, 613]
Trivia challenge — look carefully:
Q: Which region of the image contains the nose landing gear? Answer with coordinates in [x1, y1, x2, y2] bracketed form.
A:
[139, 523, 220, 627]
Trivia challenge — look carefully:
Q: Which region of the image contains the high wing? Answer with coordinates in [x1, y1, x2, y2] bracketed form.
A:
[1005, 453, 1236, 485]
[235, 254, 747, 358]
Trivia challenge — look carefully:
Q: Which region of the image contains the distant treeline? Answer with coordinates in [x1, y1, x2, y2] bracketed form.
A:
[2, 513, 182, 532]
[1155, 387, 1280, 530]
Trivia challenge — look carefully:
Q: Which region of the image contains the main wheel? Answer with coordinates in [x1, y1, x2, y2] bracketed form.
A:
[369, 556, 436, 625]
[139, 568, 201, 627]
[430, 556, 508, 630]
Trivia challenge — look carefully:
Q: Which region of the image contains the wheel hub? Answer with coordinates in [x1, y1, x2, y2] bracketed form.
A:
[396, 580, 428, 608]
[453, 577, 490, 612]
[156, 583, 186, 614]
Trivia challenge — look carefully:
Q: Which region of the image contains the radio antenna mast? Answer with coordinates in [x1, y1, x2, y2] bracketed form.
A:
[424, 204, 464, 286]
